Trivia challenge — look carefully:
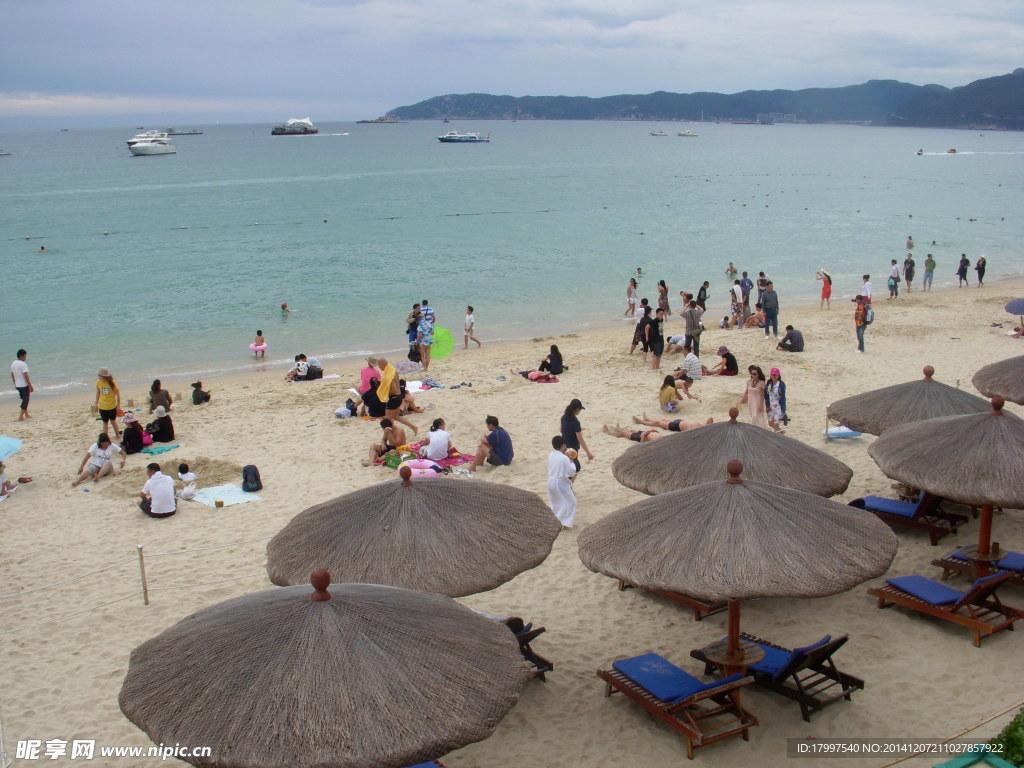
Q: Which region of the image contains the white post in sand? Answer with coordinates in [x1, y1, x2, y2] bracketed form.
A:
[137, 544, 150, 606]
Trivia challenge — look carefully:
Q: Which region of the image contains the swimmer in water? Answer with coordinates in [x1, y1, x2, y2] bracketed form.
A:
[39, 246, 46, 253]
[726, 261, 738, 276]
[281, 302, 294, 313]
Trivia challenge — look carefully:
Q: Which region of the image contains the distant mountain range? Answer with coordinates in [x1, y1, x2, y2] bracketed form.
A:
[384, 69, 1024, 130]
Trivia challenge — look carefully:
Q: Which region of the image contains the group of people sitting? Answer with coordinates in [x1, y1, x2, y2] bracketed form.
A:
[362, 414, 515, 474]
[283, 354, 324, 381]
[514, 345, 566, 382]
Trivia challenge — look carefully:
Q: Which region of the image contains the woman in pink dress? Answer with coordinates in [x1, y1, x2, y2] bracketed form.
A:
[739, 365, 770, 429]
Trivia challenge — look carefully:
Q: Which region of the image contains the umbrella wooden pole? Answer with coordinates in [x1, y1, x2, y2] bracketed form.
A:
[726, 600, 741, 670]
[978, 504, 994, 577]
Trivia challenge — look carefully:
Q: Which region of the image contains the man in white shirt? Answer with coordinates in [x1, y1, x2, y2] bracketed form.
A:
[139, 463, 177, 518]
[861, 274, 873, 304]
[547, 436, 577, 528]
[72, 434, 125, 486]
[10, 349, 33, 421]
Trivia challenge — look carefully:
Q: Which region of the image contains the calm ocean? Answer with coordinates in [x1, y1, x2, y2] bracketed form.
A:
[2, 120, 1021, 398]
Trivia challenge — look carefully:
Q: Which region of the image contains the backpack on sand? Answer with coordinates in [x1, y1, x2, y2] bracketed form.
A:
[242, 464, 263, 492]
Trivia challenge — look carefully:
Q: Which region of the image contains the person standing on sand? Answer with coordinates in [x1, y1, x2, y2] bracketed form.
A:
[377, 358, 419, 435]
[903, 254, 916, 292]
[561, 398, 593, 470]
[739, 365, 770, 429]
[11, 349, 33, 421]
[861, 275, 873, 304]
[647, 308, 666, 370]
[956, 254, 970, 287]
[416, 312, 434, 372]
[854, 295, 868, 353]
[463, 306, 481, 348]
[761, 281, 780, 338]
[625, 278, 638, 317]
[923, 254, 936, 291]
[405, 303, 421, 344]
[816, 269, 832, 310]
[547, 435, 577, 528]
[94, 368, 121, 438]
[975, 257, 987, 287]
[681, 300, 704, 357]
[739, 271, 754, 312]
[630, 302, 651, 359]
[887, 259, 900, 300]
[657, 280, 671, 315]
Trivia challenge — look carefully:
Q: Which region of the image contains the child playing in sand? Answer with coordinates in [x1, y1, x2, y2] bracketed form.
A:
[191, 381, 212, 404]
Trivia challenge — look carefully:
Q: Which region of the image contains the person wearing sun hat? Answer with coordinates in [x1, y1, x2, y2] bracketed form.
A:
[708, 345, 739, 376]
[765, 367, 787, 433]
[147, 405, 175, 443]
[120, 410, 146, 454]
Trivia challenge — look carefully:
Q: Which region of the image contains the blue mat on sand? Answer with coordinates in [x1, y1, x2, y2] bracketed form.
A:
[191, 484, 261, 507]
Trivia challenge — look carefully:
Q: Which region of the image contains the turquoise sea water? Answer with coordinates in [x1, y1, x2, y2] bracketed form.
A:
[2, 120, 1021, 398]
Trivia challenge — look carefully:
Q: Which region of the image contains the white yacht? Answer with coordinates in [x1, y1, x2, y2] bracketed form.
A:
[677, 129, 699, 137]
[127, 132, 176, 156]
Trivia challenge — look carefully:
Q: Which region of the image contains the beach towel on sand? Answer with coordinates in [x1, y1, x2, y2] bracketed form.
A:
[191, 484, 261, 507]
[406, 442, 475, 467]
[141, 443, 180, 456]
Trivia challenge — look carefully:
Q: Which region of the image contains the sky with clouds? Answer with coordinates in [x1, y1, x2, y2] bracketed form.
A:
[1, 0, 1020, 126]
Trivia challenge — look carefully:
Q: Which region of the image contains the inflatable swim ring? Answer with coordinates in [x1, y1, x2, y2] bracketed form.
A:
[398, 458, 442, 477]
[249, 343, 268, 352]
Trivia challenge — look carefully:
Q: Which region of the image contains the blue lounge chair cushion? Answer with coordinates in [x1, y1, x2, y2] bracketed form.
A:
[857, 495, 918, 518]
[887, 574, 962, 606]
[747, 635, 831, 681]
[612, 653, 741, 703]
[997, 551, 1024, 572]
[950, 549, 968, 561]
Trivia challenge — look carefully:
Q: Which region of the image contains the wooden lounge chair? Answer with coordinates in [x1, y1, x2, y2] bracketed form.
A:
[867, 571, 1023, 647]
[597, 653, 756, 759]
[514, 623, 554, 681]
[932, 549, 1024, 588]
[848, 492, 967, 546]
[617, 579, 728, 621]
[690, 633, 864, 722]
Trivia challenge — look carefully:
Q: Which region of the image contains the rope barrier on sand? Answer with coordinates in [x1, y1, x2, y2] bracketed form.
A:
[0, 592, 141, 637]
[0, 558, 138, 602]
[143, 535, 270, 558]
[873, 699, 1024, 766]
[145, 572, 267, 592]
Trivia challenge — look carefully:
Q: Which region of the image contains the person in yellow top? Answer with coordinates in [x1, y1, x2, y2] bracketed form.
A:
[95, 367, 121, 438]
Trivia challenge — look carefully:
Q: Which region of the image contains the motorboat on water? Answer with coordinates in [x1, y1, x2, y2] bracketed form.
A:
[128, 134, 176, 156]
[437, 131, 490, 143]
[650, 129, 668, 136]
[126, 130, 169, 146]
[0, 149, 11, 156]
[677, 129, 699, 137]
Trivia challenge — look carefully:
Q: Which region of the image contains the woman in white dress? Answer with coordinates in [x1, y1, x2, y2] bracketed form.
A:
[739, 365, 770, 429]
[547, 436, 577, 528]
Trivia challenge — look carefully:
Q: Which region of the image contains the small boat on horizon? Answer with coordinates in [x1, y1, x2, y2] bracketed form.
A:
[272, 117, 318, 135]
[437, 131, 490, 143]
[126, 131, 176, 156]
[650, 129, 668, 136]
[677, 129, 699, 137]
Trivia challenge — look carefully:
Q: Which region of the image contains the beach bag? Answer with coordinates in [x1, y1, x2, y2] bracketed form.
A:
[864, 306, 875, 325]
[407, 344, 421, 363]
[242, 464, 262, 492]
[142, 431, 154, 446]
[179, 482, 198, 501]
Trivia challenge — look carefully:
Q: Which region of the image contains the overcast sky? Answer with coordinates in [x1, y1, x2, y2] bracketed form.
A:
[1, 0, 1020, 126]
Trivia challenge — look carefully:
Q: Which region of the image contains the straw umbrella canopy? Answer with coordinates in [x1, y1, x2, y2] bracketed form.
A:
[120, 570, 531, 768]
[826, 365, 990, 436]
[868, 398, 1024, 564]
[611, 408, 853, 497]
[1006, 298, 1024, 332]
[579, 460, 897, 663]
[267, 468, 561, 596]
[972, 355, 1024, 405]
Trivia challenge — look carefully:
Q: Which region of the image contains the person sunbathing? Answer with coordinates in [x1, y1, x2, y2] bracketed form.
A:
[603, 424, 663, 442]
[632, 414, 713, 431]
[362, 418, 408, 466]
[512, 367, 557, 382]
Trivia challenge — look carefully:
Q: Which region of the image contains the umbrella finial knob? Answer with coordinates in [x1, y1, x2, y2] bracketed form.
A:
[310, 569, 331, 601]
[726, 459, 744, 483]
[991, 396, 1005, 413]
[399, 465, 413, 486]
[728, 407, 739, 422]
[922, 365, 935, 380]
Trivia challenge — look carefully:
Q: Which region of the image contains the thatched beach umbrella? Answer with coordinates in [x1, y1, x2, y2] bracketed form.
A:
[1006, 298, 1024, 333]
[267, 468, 561, 596]
[868, 398, 1024, 567]
[826, 365, 990, 437]
[972, 355, 1024, 405]
[611, 408, 853, 497]
[120, 571, 531, 768]
[579, 461, 897, 666]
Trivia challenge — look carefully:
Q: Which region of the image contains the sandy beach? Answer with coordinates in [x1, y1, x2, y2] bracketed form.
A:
[2, 278, 1023, 767]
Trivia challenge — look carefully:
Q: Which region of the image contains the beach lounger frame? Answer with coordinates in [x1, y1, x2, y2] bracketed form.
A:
[617, 579, 728, 621]
[596, 660, 756, 760]
[931, 550, 1024, 589]
[867, 571, 1023, 647]
[690, 633, 864, 722]
[848, 492, 967, 546]
[516, 625, 554, 681]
